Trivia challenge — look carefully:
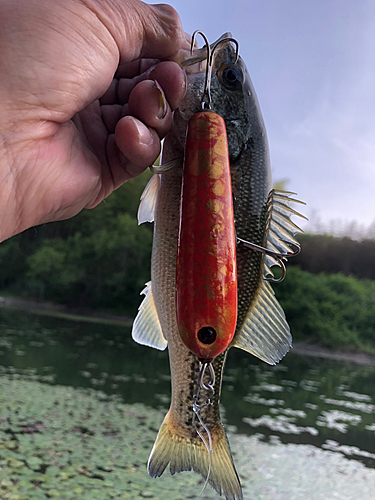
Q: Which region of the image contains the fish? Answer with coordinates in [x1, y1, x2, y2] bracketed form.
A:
[132, 33, 306, 500]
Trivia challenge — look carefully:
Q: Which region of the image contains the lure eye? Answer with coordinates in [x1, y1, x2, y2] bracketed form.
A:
[197, 326, 217, 345]
[219, 66, 243, 90]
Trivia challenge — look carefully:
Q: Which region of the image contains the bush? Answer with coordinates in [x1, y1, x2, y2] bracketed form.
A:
[275, 267, 375, 351]
[0, 172, 153, 316]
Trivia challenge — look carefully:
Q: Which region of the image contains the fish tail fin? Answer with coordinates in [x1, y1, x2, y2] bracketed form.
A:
[147, 411, 243, 500]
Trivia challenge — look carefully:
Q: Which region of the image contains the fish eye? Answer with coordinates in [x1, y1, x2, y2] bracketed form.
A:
[219, 65, 243, 90]
[197, 326, 217, 345]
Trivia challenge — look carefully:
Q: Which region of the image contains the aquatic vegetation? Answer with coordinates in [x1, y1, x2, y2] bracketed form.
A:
[0, 377, 217, 499]
[1, 375, 375, 499]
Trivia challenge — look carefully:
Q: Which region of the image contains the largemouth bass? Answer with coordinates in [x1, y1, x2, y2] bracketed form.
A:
[132, 33, 305, 500]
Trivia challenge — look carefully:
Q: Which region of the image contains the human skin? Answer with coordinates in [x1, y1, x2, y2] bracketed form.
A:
[0, 0, 188, 242]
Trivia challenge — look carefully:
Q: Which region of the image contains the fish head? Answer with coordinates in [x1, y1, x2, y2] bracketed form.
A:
[169, 33, 266, 165]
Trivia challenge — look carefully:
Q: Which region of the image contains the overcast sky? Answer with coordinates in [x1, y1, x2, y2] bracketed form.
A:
[149, 0, 375, 234]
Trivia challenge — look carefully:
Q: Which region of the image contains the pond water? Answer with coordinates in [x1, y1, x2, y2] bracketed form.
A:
[1, 307, 375, 498]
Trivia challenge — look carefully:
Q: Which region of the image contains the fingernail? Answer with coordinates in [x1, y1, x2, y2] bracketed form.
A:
[132, 118, 152, 146]
[152, 80, 168, 119]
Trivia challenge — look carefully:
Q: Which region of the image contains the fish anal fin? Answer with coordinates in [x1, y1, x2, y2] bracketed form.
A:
[131, 281, 167, 350]
[231, 280, 292, 365]
[148, 411, 243, 500]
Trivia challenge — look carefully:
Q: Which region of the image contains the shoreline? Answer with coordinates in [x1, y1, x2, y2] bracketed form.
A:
[291, 342, 375, 367]
[1, 294, 375, 367]
[0, 295, 133, 327]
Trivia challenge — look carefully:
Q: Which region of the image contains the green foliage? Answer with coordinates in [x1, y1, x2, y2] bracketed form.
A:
[0, 238, 28, 289]
[275, 267, 375, 351]
[0, 172, 153, 315]
[24, 212, 152, 313]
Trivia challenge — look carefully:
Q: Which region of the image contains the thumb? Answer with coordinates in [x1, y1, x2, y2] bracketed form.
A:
[91, 0, 189, 62]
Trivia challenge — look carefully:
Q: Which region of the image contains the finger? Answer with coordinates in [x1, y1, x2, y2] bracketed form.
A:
[148, 61, 186, 110]
[95, 1, 189, 62]
[133, 4, 190, 59]
[101, 59, 186, 107]
[114, 116, 160, 178]
[127, 80, 172, 139]
[117, 61, 186, 108]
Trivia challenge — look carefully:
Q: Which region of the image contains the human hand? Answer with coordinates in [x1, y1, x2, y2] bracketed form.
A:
[0, 0, 188, 242]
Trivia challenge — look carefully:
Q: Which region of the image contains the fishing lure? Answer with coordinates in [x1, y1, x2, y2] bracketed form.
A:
[175, 33, 239, 362]
[175, 110, 237, 361]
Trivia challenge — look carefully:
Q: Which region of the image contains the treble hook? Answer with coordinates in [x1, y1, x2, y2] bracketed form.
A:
[192, 362, 215, 453]
[190, 31, 240, 110]
[191, 362, 216, 499]
[237, 237, 301, 283]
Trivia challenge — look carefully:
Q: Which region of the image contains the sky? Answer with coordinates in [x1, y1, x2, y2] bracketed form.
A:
[148, 0, 375, 235]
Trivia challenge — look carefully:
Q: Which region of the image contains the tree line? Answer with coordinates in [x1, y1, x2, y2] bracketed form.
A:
[290, 233, 375, 280]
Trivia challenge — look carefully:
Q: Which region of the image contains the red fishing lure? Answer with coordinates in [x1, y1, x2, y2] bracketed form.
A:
[176, 110, 237, 361]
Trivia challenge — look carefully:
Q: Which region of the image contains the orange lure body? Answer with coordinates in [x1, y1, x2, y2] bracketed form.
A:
[176, 111, 237, 361]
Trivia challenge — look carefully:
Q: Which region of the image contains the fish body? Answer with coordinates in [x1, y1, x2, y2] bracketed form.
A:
[132, 34, 305, 500]
[176, 110, 237, 361]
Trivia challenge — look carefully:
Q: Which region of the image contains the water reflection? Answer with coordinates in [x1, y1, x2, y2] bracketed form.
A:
[1, 307, 374, 469]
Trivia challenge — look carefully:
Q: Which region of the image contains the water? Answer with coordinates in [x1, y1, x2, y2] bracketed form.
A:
[1, 307, 375, 498]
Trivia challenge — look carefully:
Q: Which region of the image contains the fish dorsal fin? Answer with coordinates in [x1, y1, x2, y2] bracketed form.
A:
[132, 281, 167, 350]
[265, 190, 307, 277]
[230, 280, 291, 365]
[137, 174, 160, 225]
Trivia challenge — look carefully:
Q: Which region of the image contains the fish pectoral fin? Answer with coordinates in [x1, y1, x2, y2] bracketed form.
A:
[137, 174, 160, 225]
[148, 411, 243, 500]
[131, 281, 167, 350]
[230, 280, 292, 365]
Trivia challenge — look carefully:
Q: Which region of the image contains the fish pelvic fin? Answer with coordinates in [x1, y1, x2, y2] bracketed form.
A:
[231, 279, 292, 365]
[148, 411, 243, 500]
